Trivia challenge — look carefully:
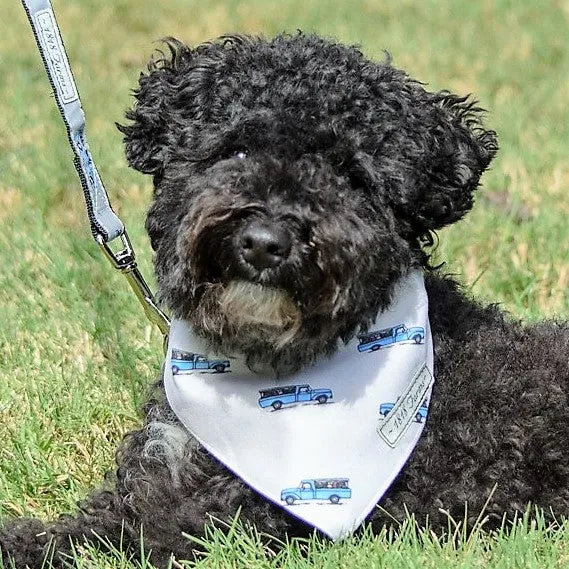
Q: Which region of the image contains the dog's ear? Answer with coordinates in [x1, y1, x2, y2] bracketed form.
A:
[117, 40, 193, 175]
[356, 89, 498, 235]
[405, 93, 498, 232]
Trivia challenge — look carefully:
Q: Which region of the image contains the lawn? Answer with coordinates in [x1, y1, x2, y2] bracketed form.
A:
[0, 0, 568, 567]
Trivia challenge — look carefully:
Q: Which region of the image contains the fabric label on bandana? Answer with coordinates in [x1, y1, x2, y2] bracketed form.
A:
[164, 270, 434, 539]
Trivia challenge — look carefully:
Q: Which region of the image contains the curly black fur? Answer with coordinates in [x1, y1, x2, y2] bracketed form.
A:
[2, 33, 567, 568]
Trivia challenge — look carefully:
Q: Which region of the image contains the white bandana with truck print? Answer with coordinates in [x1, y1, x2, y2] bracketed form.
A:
[164, 270, 434, 539]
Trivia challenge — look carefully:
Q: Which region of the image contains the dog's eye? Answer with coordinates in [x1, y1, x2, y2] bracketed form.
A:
[218, 149, 248, 162]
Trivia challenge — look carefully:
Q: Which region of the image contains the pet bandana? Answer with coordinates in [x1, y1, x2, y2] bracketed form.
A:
[164, 270, 434, 539]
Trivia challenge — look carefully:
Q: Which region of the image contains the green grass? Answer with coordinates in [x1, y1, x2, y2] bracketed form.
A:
[1, 0, 568, 566]
[13, 513, 569, 569]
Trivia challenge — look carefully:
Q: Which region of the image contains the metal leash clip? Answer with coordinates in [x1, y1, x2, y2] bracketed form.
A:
[96, 233, 171, 337]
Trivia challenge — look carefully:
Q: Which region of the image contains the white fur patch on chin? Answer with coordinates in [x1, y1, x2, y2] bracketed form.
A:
[218, 281, 301, 337]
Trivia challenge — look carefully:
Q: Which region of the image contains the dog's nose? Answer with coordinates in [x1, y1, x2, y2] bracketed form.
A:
[239, 222, 292, 270]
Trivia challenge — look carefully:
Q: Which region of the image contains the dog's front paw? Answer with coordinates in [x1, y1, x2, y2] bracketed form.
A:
[0, 518, 54, 569]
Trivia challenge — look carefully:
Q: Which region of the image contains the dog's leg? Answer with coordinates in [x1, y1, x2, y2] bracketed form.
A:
[0, 393, 194, 568]
[1, 386, 310, 568]
[0, 488, 132, 568]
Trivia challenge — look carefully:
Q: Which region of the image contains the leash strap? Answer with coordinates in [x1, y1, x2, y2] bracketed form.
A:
[22, 0, 122, 241]
[22, 0, 170, 337]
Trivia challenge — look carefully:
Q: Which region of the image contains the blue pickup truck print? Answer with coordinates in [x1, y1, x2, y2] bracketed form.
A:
[281, 478, 352, 505]
[258, 384, 333, 410]
[357, 324, 425, 352]
[379, 399, 428, 423]
[171, 349, 230, 374]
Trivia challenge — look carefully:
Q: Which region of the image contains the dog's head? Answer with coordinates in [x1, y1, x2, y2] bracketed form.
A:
[119, 34, 497, 370]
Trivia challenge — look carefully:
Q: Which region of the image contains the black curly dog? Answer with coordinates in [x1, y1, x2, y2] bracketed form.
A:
[2, 33, 569, 568]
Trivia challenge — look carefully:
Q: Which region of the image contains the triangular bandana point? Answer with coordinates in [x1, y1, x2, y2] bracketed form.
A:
[164, 270, 434, 539]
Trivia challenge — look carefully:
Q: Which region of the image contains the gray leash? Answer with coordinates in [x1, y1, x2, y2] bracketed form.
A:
[21, 0, 170, 338]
